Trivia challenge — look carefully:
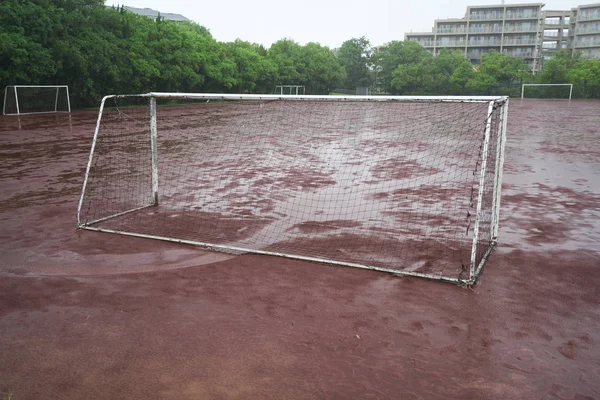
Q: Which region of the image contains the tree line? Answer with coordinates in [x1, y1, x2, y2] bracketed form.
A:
[1, 0, 598, 109]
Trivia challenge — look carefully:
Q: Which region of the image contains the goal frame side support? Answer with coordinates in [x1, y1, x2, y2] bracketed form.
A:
[2, 85, 71, 116]
[468, 101, 494, 283]
[521, 83, 573, 100]
[77, 95, 160, 228]
[149, 97, 159, 205]
[77, 93, 509, 285]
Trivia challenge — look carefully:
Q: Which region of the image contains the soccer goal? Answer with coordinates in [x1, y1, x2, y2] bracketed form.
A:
[274, 85, 306, 95]
[77, 93, 508, 285]
[521, 84, 573, 100]
[3, 85, 71, 115]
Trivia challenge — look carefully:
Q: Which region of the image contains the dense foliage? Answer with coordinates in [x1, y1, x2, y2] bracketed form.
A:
[1, 0, 598, 108]
[537, 50, 600, 98]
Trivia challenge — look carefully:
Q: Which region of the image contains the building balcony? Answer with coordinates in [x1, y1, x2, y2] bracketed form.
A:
[576, 25, 600, 34]
[436, 28, 467, 34]
[578, 11, 600, 22]
[505, 12, 540, 20]
[504, 25, 539, 33]
[437, 41, 467, 47]
[542, 43, 558, 49]
[579, 48, 600, 58]
[467, 51, 486, 59]
[469, 27, 502, 33]
[543, 31, 560, 37]
[544, 18, 561, 25]
[574, 38, 600, 47]
[469, 12, 504, 20]
[503, 38, 537, 45]
[406, 36, 435, 47]
[467, 40, 502, 46]
[502, 49, 535, 58]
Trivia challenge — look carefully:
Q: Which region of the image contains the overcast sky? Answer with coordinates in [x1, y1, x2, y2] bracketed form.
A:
[107, 0, 580, 48]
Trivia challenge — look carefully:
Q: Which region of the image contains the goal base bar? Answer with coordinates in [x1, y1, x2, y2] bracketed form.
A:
[78, 223, 493, 286]
[3, 111, 72, 116]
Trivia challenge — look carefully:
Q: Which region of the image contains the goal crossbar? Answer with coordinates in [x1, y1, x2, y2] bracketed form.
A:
[102, 92, 507, 102]
[77, 92, 509, 285]
[521, 84, 573, 100]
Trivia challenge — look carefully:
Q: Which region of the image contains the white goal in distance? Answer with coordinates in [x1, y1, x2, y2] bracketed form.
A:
[77, 93, 509, 285]
[521, 84, 573, 100]
[3, 85, 71, 115]
[274, 85, 306, 95]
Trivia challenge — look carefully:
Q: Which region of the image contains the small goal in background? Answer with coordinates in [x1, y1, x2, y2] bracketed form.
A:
[3, 85, 71, 116]
[521, 84, 573, 100]
[77, 92, 508, 285]
[273, 85, 306, 95]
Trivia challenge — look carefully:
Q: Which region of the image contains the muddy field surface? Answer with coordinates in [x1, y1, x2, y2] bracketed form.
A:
[1, 100, 599, 399]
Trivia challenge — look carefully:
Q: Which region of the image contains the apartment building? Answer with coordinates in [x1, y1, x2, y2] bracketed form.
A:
[571, 3, 600, 59]
[122, 6, 190, 22]
[406, 2, 600, 72]
[540, 10, 570, 61]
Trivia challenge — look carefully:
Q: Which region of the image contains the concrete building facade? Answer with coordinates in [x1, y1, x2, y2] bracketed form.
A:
[122, 6, 189, 22]
[405, 2, 600, 72]
[571, 3, 600, 59]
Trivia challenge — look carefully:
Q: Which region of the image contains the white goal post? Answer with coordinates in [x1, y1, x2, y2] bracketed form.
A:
[274, 85, 306, 95]
[3, 85, 71, 115]
[77, 92, 508, 285]
[521, 84, 573, 100]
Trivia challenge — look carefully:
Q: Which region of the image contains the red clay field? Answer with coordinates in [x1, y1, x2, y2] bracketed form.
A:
[1, 99, 600, 399]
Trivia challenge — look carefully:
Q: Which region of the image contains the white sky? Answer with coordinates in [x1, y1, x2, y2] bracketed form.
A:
[107, 0, 581, 48]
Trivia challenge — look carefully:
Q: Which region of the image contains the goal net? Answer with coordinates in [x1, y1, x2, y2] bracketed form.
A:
[521, 84, 573, 100]
[77, 93, 508, 285]
[274, 85, 306, 95]
[3, 85, 71, 115]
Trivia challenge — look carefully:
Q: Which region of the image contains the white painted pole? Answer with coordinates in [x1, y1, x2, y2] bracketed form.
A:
[54, 87, 59, 112]
[493, 98, 509, 239]
[80, 225, 463, 285]
[469, 101, 494, 281]
[77, 95, 111, 225]
[490, 99, 509, 240]
[2, 87, 7, 115]
[66, 86, 71, 113]
[521, 84, 525, 99]
[150, 97, 159, 205]
[569, 84, 573, 101]
[14, 86, 20, 116]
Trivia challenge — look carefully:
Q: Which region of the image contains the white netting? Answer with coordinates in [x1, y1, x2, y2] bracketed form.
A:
[79, 95, 507, 283]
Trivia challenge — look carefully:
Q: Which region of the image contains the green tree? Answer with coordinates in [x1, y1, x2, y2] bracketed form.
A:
[267, 39, 304, 86]
[568, 59, 600, 98]
[390, 62, 431, 94]
[537, 49, 581, 84]
[428, 49, 475, 94]
[468, 51, 531, 95]
[223, 40, 277, 93]
[337, 37, 373, 89]
[373, 40, 431, 94]
[299, 43, 345, 94]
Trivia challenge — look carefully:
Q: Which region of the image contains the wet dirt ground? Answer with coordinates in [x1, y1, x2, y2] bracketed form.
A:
[1, 100, 599, 399]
